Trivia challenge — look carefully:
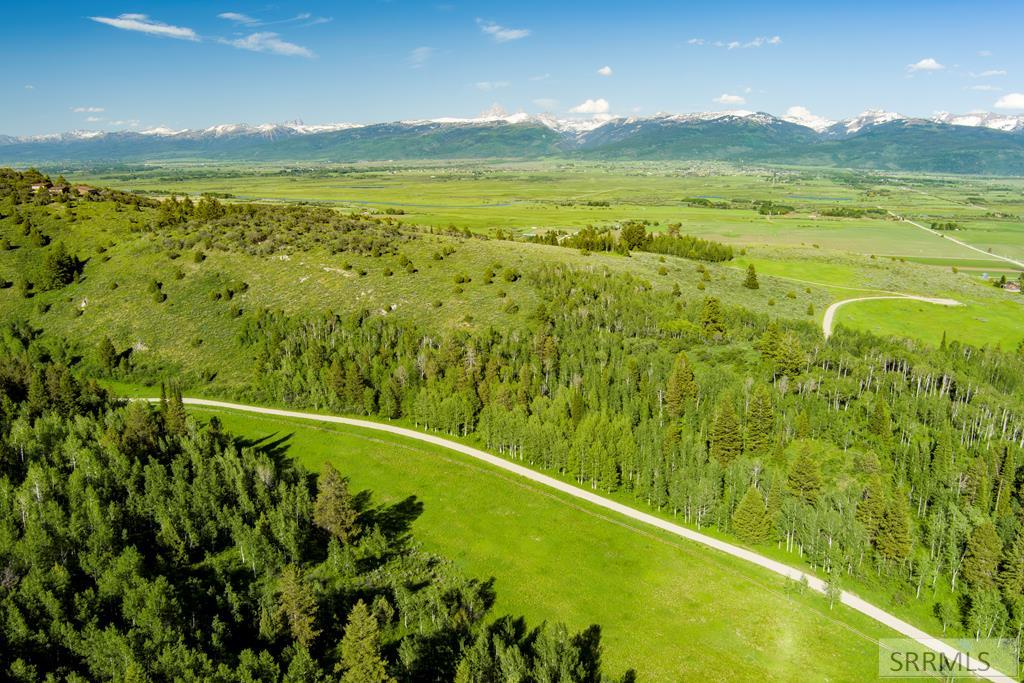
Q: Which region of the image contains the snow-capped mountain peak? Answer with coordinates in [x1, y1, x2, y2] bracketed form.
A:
[840, 110, 905, 134]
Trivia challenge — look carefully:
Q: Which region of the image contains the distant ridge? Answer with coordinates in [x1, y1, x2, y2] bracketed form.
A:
[3, 108, 1024, 174]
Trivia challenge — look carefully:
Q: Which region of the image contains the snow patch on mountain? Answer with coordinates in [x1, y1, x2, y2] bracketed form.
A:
[781, 106, 836, 132]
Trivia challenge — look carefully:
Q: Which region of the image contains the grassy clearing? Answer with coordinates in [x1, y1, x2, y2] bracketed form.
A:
[197, 407, 901, 681]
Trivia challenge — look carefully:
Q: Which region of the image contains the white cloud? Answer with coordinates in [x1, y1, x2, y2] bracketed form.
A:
[218, 12, 259, 25]
[90, 14, 198, 41]
[597, 65, 613, 77]
[85, 116, 103, 123]
[907, 58, 944, 72]
[477, 18, 530, 42]
[24, 85, 34, 90]
[698, 36, 780, 49]
[970, 69, 1006, 78]
[713, 93, 746, 105]
[409, 46, 434, 68]
[474, 81, 510, 91]
[533, 98, 558, 109]
[968, 84, 1002, 92]
[109, 119, 140, 127]
[569, 98, 609, 114]
[72, 106, 105, 113]
[529, 73, 551, 81]
[995, 93, 1024, 110]
[224, 32, 313, 58]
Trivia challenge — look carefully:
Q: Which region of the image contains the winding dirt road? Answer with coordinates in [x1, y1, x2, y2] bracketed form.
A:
[823, 295, 963, 339]
[165, 396, 1015, 682]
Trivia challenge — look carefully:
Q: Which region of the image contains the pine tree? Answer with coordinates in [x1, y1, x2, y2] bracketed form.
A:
[664, 352, 698, 419]
[338, 600, 394, 683]
[314, 463, 360, 543]
[164, 383, 187, 436]
[732, 485, 771, 543]
[97, 336, 117, 372]
[710, 395, 742, 465]
[699, 297, 726, 338]
[743, 264, 759, 290]
[870, 397, 892, 441]
[875, 495, 912, 564]
[963, 522, 1002, 591]
[787, 447, 822, 503]
[277, 564, 320, 647]
[745, 384, 774, 454]
[756, 322, 782, 364]
[855, 476, 887, 542]
[999, 529, 1024, 603]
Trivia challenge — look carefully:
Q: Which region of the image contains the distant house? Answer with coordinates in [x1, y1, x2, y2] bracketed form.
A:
[30, 182, 49, 192]
[1004, 281, 1021, 293]
[74, 185, 98, 196]
[49, 185, 68, 195]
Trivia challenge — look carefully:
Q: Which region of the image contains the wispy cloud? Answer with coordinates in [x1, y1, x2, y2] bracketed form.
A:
[477, 18, 530, 42]
[569, 98, 609, 114]
[90, 14, 198, 41]
[533, 98, 558, 109]
[474, 81, 510, 91]
[24, 85, 34, 90]
[907, 57, 944, 72]
[409, 46, 435, 68]
[713, 93, 746, 105]
[978, 50, 993, 57]
[597, 65, 613, 77]
[970, 69, 1006, 78]
[967, 84, 1002, 92]
[85, 116, 103, 123]
[223, 32, 313, 58]
[995, 93, 1024, 109]
[690, 36, 781, 49]
[529, 73, 551, 81]
[217, 12, 259, 25]
[72, 106, 105, 113]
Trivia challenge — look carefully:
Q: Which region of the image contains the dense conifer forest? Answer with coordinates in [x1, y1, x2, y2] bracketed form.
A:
[0, 339, 617, 681]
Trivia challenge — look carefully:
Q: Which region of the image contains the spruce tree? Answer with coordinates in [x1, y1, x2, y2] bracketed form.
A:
[875, 494, 912, 564]
[710, 394, 742, 464]
[787, 448, 822, 503]
[97, 336, 117, 372]
[743, 264, 760, 290]
[964, 522, 1002, 591]
[745, 384, 774, 454]
[314, 463, 361, 543]
[999, 529, 1024, 603]
[870, 397, 892, 441]
[665, 352, 697, 419]
[277, 564, 320, 647]
[699, 297, 726, 338]
[855, 476, 887, 542]
[338, 600, 394, 683]
[732, 485, 771, 543]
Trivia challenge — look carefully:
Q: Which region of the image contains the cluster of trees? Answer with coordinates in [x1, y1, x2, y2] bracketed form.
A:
[220, 263, 1024, 652]
[152, 195, 411, 258]
[753, 201, 795, 216]
[0, 335, 618, 681]
[528, 222, 733, 263]
[820, 206, 889, 218]
[931, 221, 963, 231]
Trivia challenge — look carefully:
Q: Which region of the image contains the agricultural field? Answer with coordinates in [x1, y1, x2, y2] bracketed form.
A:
[195, 406, 899, 681]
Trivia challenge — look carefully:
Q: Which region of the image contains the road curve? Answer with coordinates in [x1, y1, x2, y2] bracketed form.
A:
[159, 396, 1013, 682]
[823, 296, 962, 339]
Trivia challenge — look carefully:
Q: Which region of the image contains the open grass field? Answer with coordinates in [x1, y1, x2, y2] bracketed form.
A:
[195, 406, 903, 681]
[76, 162, 1024, 262]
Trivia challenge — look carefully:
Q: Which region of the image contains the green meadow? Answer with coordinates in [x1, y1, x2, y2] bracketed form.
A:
[196, 406, 900, 681]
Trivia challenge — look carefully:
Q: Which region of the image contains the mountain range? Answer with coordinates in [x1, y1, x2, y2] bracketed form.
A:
[3, 108, 1024, 175]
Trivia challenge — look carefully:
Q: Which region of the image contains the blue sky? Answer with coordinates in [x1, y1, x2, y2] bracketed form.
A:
[3, 0, 1024, 135]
